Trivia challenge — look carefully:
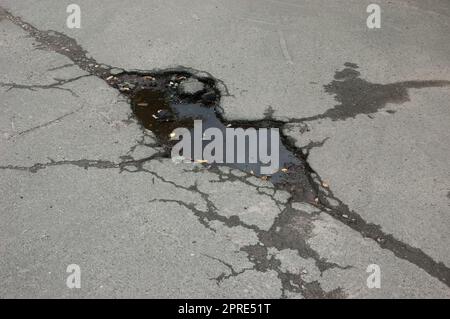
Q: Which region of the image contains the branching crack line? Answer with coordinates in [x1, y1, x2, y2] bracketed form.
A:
[146, 175, 350, 298]
[310, 168, 450, 286]
[0, 74, 92, 97]
[0, 152, 166, 174]
[202, 254, 254, 285]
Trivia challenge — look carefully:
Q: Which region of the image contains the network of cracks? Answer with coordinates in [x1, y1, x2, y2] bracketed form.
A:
[1, 6, 449, 297]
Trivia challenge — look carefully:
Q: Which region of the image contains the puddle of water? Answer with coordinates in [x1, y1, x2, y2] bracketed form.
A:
[171, 101, 304, 181]
[132, 89, 193, 145]
[128, 77, 316, 202]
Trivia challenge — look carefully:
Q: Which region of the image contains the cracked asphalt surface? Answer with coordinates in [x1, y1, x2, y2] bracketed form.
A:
[1, 0, 449, 298]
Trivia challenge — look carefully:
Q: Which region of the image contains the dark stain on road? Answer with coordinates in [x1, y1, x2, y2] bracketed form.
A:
[299, 62, 450, 121]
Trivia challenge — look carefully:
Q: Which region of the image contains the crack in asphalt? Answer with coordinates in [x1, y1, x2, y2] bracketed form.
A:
[0, 152, 166, 173]
[0, 74, 92, 97]
[46, 63, 76, 72]
[1, 6, 449, 293]
[202, 254, 254, 286]
[7, 104, 86, 139]
[312, 170, 450, 286]
[240, 244, 345, 299]
[147, 161, 350, 297]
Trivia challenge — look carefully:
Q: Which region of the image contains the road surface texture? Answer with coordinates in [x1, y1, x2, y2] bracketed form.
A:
[0, 0, 449, 298]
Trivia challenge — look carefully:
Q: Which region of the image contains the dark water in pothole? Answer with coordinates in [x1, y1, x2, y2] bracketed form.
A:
[121, 74, 316, 203]
[132, 89, 303, 179]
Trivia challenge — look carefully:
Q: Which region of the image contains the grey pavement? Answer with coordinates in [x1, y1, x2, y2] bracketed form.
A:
[0, 0, 449, 298]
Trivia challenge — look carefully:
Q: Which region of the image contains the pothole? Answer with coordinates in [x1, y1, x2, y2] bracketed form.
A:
[105, 70, 318, 203]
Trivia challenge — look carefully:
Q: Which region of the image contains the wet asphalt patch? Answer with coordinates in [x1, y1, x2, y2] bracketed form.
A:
[298, 62, 450, 122]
